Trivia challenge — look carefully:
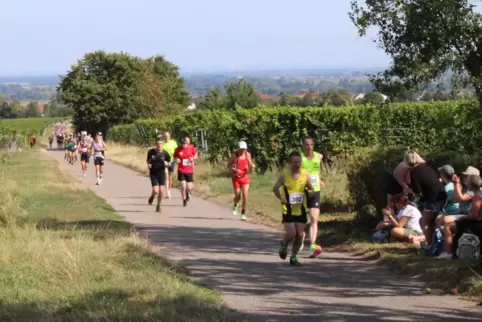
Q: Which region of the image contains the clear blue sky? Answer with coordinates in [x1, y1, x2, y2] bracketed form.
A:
[0, 0, 390, 75]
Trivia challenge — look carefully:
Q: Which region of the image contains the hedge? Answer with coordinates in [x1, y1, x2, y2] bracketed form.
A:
[109, 101, 482, 169]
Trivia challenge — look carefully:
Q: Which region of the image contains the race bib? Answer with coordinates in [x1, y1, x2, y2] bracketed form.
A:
[73, 145, 77, 149]
[182, 159, 192, 166]
[81, 148, 88, 152]
[310, 175, 319, 186]
[94, 152, 103, 157]
[288, 192, 304, 205]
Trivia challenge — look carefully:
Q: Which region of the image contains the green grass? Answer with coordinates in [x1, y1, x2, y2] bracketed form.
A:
[0, 150, 236, 321]
[0, 117, 60, 134]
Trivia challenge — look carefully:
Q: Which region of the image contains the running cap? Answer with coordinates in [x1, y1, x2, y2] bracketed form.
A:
[462, 166, 480, 176]
[238, 141, 247, 149]
[438, 165, 455, 176]
[96, 132, 102, 136]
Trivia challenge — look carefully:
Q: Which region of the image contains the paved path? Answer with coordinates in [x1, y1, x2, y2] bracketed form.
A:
[49, 150, 482, 322]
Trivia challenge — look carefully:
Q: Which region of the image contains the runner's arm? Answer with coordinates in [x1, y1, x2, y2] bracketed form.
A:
[317, 152, 325, 188]
[305, 171, 314, 192]
[227, 154, 236, 170]
[272, 174, 285, 201]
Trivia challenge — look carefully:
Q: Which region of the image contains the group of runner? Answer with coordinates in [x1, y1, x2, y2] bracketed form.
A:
[146, 132, 197, 212]
[146, 133, 325, 266]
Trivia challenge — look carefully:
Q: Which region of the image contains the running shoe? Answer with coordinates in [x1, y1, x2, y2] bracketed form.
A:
[309, 244, 322, 258]
[232, 205, 238, 216]
[155, 205, 162, 213]
[183, 199, 187, 207]
[166, 190, 171, 199]
[436, 252, 452, 260]
[186, 192, 191, 202]
[279, 241, 288, 260]
[289, 256, 301, 266]
[240, 214, 247, 221]
[148, 195, 155, 205]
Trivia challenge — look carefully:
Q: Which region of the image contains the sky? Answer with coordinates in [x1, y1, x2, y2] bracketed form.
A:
[0, 0, 391, 75]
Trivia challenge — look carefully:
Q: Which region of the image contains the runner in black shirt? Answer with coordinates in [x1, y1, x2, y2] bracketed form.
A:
[410, 163, 447, 244]
[147, 137, 171, 213]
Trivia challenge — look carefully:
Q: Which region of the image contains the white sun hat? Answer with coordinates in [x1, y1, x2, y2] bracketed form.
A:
[238, 141, 247, 149]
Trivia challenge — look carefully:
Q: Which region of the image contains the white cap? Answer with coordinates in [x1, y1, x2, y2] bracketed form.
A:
[462, 166, 480, 176]
[238, 141, 247, 149]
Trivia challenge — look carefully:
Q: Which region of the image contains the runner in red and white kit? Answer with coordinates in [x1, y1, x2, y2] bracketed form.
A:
[227, 141, 255, 221]
[173, 136, 198, 207]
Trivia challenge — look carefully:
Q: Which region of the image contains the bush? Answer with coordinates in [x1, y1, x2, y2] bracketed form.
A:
[110, 101, 482, 170]
[347, 147, 482, 220]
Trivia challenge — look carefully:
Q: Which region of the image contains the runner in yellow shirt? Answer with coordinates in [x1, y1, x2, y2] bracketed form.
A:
[272, 151, 314, 266]
[300, 136, 325, 258]
[162, 131, 178, 199]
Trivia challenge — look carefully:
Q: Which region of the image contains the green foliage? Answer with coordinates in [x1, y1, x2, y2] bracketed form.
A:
[24, 102, 41, 118]
[349, 0, 482, 104]
[198, 79, 261, 110]
[0, 118, 59, 135]
[110, 100, 481, 168]
[58, 51, 188, 137]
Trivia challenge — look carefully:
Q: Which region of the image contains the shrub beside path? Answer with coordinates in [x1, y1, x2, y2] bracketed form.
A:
[48, 150, 482, 322]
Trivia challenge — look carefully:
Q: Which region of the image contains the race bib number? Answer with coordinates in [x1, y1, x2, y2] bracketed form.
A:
[310, 175, 319, 186]
[288, 192, 304, 205]
[182, 159, 192, 166]
[81, 148, 88, 152]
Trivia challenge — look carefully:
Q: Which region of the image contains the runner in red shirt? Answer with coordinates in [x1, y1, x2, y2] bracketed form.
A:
[174, 136, 198, 207]
[227, 141, 255, 221]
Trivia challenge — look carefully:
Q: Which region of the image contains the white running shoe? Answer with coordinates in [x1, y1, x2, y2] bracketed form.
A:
[437, 252, 452, 260]
[166, 190, 171, 199]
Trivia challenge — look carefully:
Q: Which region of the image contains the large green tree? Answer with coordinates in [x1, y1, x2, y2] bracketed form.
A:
[58, 51, 188, 136]
[58, 51, 143, 136]
[349, 0, 482, 105]
[25, 101, 41, 117]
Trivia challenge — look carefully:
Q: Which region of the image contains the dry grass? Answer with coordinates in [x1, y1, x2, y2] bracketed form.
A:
[105, 141, 482, 298]
[0, 150, 236, 321]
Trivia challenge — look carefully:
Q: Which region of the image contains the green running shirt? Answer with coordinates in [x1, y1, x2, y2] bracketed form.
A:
[301, 152, 322, 192]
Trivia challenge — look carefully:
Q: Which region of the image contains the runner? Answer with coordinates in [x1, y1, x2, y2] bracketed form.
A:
[78, 131, 92, 177]
[71, 135, 78, 163]
[147, 137, 171, 213]
[92, 132, 107, 185]
[173, 136, 197, 207]
[28, 134, 36, 148]
[272, 151, 314, 266]
[48, 133, 54, 150]
[162, 132, 178, 199]
[57, 133, 63, 150]
[300, 136, 324, 258]
[64, 134, 71, 162]
[227, 141, 255, 221]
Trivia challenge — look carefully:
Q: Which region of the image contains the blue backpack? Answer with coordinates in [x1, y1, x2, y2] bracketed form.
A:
[423, 229, 444, 257]
[372, 227, 393, 243]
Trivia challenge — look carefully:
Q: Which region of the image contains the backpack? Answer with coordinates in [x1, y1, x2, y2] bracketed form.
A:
[424, 229, 444, 257]
[456, 233, 480, 261]
[372, 227, 392, 244]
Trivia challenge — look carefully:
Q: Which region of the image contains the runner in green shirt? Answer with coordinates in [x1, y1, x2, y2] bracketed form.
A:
[162, 131, 178, 199]
[300, 136, 325, 258]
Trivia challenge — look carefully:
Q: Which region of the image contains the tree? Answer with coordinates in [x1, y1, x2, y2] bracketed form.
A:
[150, 56, 189, 108]
[349, 0, 482, 106]
[360, 92, 385, 104]
[224, 78, 260, 109]
[198, 88, 228, 110]
[58, 51, 145, 136]
[25, 101, 41, 117]
[9, 100, 24, 118]
[319, 88, 353, 106]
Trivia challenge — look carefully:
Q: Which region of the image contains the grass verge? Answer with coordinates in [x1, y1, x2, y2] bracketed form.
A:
[0, 149, 236, 321]
[105, 141, 482, 299]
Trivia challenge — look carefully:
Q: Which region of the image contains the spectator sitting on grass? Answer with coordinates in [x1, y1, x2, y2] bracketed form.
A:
[384, 151, 425, 211]
[376, 194, 425, 247]
[438, 173, 482, 259]
[435, 165, 460, 229]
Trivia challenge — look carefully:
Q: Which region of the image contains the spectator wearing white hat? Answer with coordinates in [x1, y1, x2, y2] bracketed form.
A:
[227, 141, 255, 221]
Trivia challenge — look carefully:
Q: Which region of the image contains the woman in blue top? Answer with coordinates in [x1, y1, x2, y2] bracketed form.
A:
[436, 165, 460, 228]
